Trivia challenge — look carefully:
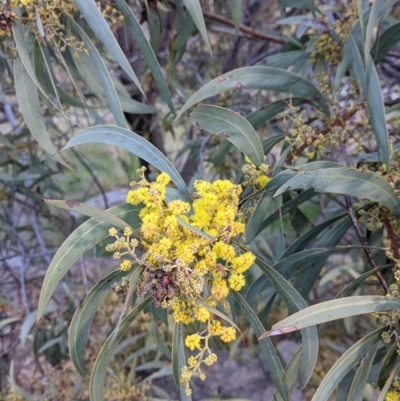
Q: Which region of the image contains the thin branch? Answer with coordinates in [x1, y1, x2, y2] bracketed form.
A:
[167, 0, 287, 44]
[344, 196, 389, 293]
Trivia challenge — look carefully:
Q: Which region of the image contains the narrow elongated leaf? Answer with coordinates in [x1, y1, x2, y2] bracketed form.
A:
[70, 19, 126, 128]
[14, 58, 68, 167]
[176, 66, 329, 119]
[20, 306, 57, 345]
[274, 168, 400, 218]
[282, 213, 346, 258]
[89, 298, 150, 401]
[347, 342, 379, 401]
[172, 322, 192, 400]
[234, 292, 290, 400]
[229, 0, 242, 36]
[366, 54, 390, 170]
[336, 264, 391, 298]
[74, 0, 144, 95]
[255, 257, 318, 388]
[12, 19, 58, 109]
[115, 0, 174, 113]
[247, 98, 306, 129]
[373, 22, 400, 63]
[190, 105, 264, 166]
[63, 126, 190, 201]
[69, 269, 129, 376]
[43, 199, 133, 230]
[273, 346, 303, 401]
[181, 0, 211, 55]
[196, 300, 240, 332]
[0, 317, 19, 331]
[311, 328, 384, 401]
[177, 217, 215, 242]
[264, 296, 400, 336]
[37, 204, 141, 322]
[259, 51, 310, 69]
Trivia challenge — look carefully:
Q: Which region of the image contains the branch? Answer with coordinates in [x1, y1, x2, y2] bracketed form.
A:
[344, 196, 389, 293]
[167, 0, 287, 44]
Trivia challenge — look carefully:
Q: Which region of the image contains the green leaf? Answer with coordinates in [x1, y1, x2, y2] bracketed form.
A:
[181, 0, 211, 55]
[272, 346, 303, 401]
[14, 57, 68, 168]
[172, 322, 192, 400]
[378, 362, 400, 401]
[177, 217, 215, 242]
[115, 0, 174, 113]
[228, 0, 242, 36]
[74, 0, 144, 96]
[176, 66, 330, 119]
[247, 98, 306, 129]
[234, 292, 290, 400]
[259, 51, 310, 69]
[190, 105, 264, 166]
[264, 296, 399, 336]
[366, 54, 390, 170]
[378, 341, 399, 388]
[282, 213, 346, 258]
[150, 319, 171, 360]
[255, 257, 317, 388]
[336, 264, 391, 298]
[68, 269, 129, 376]
[12, 19, 58, 109]
[373, 22, 400, 63]
[89, 297, 150, 401]
[0, 317, 19, 331]
[274, 167, 400, 218]
[42, 199, 133, 230]
[311, 328, 384, 401]
[347, 342, 379, 401]
[37, 204, 141, 322]
[62, 125, 190, 201]
[70, 19, 127, 128]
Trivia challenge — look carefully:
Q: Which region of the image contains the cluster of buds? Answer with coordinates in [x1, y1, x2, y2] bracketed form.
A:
[242, 162, 270, 190]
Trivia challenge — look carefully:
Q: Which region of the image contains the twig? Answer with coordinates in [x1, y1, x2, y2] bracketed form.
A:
[167, 0, 287, 44]
[70, 148, 109, 209]
[29, 206, 52, 265]
[344, 196, 389, 293]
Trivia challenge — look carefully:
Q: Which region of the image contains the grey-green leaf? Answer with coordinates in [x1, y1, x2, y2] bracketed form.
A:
[37, 204, 141, 322]
[366, 54, 390, 170]
[311, 328, 384, 401]
[255, 257, 318, 388]
[14, 57, 68, 167]
[182, 0, 212, 55]
[70, 19, 127, 128]
[115, 0, 174, 113]
[43, 199, 133, 230]
[274, 167, 400, 218]
[176, 66, 329, 119]
[62, 125, 190, 201]
[69, 270, 129, 376]
[346, 342, 379, 401]
[190, 105, 264, 166]
[234, 292, 290, 400]
[89, 298, 150, 401]
[265, 296, 400, 336]
[74, 0, 144, 96]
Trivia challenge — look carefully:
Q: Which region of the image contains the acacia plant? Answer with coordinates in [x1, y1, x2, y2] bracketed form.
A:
[3, 0, 400, 399]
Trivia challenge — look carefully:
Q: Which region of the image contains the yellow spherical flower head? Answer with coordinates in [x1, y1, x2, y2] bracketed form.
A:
[231, 252, 256, 274]
[257, 175, 270, 188]
[185, 333, 202, 351]
[196, 307, 210, 322]
[120, 260, 132, 272]
[220, 326, 236, 343]
[211, 278, 230, 301]
[228, 273, 246, 291]
[386, 392, 400, 401]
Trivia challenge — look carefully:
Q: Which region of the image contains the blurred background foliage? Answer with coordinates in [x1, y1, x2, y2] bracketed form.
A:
[0, 0, 400, 400]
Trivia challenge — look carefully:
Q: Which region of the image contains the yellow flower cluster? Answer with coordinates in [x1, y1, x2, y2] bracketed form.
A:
[242, 162, 270, 190]
[106, 168, 256, 395]
[387, 391, 400, 401]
